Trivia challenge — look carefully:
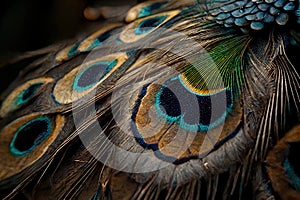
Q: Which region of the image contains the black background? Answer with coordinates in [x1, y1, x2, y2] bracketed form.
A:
[0, 0, 135, 93]
[0, 0, 136, 53]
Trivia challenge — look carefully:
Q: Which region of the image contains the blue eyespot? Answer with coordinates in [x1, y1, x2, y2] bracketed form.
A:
[10, 117, 52, 156]
[138, 2, 167, 18]
[154, 76, 233, 132]
[135, 15, 167, 35]
[15, 82, 43, 106]
[131, 75, 240, 164]
[73, 60, 118, 92]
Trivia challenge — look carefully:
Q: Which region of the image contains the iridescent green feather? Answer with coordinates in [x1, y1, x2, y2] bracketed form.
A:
[182, 27, 248, 94]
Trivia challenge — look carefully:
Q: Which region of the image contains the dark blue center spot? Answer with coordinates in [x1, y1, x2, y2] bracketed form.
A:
[10, 117, 51, 156]
[16, 82, 43, 105]
[88, 31, 112, 50]
[73, 60, 117, 92]
[156, 77, 233, 131]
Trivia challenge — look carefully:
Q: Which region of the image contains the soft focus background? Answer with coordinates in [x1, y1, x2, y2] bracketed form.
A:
[0, 0, 135, 93]
[0, 0, 137, 53]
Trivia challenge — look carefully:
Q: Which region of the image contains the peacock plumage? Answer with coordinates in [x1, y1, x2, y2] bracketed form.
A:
[0, 0, 300, 199]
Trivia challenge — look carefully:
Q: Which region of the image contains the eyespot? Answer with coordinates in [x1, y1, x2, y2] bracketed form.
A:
[125, 1, 168, 22]
[55, 43, 80, 62]
[53, 53, 128, 104]
[82, 31, 111, 51]
[120, 10, 180, 43]
[72, 60, 118, 92]
[0, 113, 65, 181]
[15, 82, 44, 105]
[55, 24, 122, 62]
[155, 76, 233, 132]
[10, 117, 52, 156]
[77, 23, 122, 52]
[0, 78, 53, 117]
[137, 2, 167, 18]
[131, 75, 242, 163]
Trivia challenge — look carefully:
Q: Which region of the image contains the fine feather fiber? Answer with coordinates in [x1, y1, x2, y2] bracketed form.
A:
[0, 0, 300, 199]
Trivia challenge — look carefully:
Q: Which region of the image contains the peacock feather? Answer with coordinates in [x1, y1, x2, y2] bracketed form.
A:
[0, 0, 299, 199]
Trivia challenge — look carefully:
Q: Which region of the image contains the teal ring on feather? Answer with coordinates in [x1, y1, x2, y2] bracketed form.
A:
[9, 117, 52, 156]
[66, 30, 115, 57]
[131, 75, 235, 163]
[0, 78, 53, 117]
[72, 60, 118, 92]
[15, 82, 43, 106]
[154, 76, 233, 132]
[83, 30, 113, 51]
[131, 84, 197, 164]
[135, 15, 168, 35]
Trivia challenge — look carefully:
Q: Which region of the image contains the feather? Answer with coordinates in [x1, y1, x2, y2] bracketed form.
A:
[0, 0, 299, 199]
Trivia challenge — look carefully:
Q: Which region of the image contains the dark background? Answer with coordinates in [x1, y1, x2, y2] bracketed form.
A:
[0, 0, 136, 93]
[0, 0, 136, 53]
